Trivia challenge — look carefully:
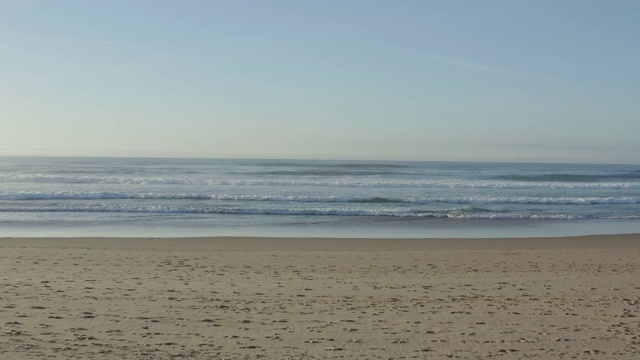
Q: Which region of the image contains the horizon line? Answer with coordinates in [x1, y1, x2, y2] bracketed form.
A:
[0, 154, 637, 166]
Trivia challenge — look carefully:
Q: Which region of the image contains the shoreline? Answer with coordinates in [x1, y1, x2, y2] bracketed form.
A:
[1, 233, 639, 250]
[1, 234, 639, 359]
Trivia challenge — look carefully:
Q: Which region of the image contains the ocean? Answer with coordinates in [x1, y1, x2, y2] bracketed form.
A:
[1, 157, 639, 238]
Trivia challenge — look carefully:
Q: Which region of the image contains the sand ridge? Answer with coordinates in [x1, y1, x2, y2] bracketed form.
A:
[1, 235, 639, 359]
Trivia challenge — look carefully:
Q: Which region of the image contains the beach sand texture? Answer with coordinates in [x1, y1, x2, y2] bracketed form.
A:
[1, 235, 639, 359]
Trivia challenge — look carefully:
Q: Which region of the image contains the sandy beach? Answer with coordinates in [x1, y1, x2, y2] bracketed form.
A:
[1, 235, 639, 359]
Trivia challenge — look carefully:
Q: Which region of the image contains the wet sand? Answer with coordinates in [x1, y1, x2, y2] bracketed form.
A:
[1, 235, 639, 359]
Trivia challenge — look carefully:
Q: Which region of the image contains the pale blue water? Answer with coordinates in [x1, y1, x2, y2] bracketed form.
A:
[1, 157, 639, 238]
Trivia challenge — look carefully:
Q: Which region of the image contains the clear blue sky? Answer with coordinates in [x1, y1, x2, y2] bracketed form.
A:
[1, 1, 639, 163]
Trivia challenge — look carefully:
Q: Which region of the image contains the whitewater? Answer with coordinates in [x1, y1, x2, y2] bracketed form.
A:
[1, 157, 639, 237]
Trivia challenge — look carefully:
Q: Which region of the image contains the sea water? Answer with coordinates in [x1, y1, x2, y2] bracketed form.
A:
[1, 157, 639, 238]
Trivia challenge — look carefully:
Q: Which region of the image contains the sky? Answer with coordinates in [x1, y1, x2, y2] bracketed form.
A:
[1, 1, 639, 163]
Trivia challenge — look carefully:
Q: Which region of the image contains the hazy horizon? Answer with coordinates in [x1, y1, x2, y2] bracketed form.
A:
[2, 153, 640, 166]
[2, 1, 639, 164]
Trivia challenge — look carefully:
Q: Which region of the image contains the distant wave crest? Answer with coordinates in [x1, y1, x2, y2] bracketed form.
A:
[2, 174, 640, 189]
[492, 171, 640, 182]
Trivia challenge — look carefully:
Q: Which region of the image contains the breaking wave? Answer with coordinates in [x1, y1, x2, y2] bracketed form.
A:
[1, 191, 640, 205]
[1, 204, 638, 220]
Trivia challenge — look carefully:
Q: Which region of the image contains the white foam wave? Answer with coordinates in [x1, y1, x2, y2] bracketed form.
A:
[0, 204, 416, 217]
[1, 204, 638, 220]
[1, 174, 640, 189]
[1, 191, 640, 205]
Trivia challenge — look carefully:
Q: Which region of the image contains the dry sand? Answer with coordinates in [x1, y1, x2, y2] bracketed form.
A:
[1, 235, 639, 359]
